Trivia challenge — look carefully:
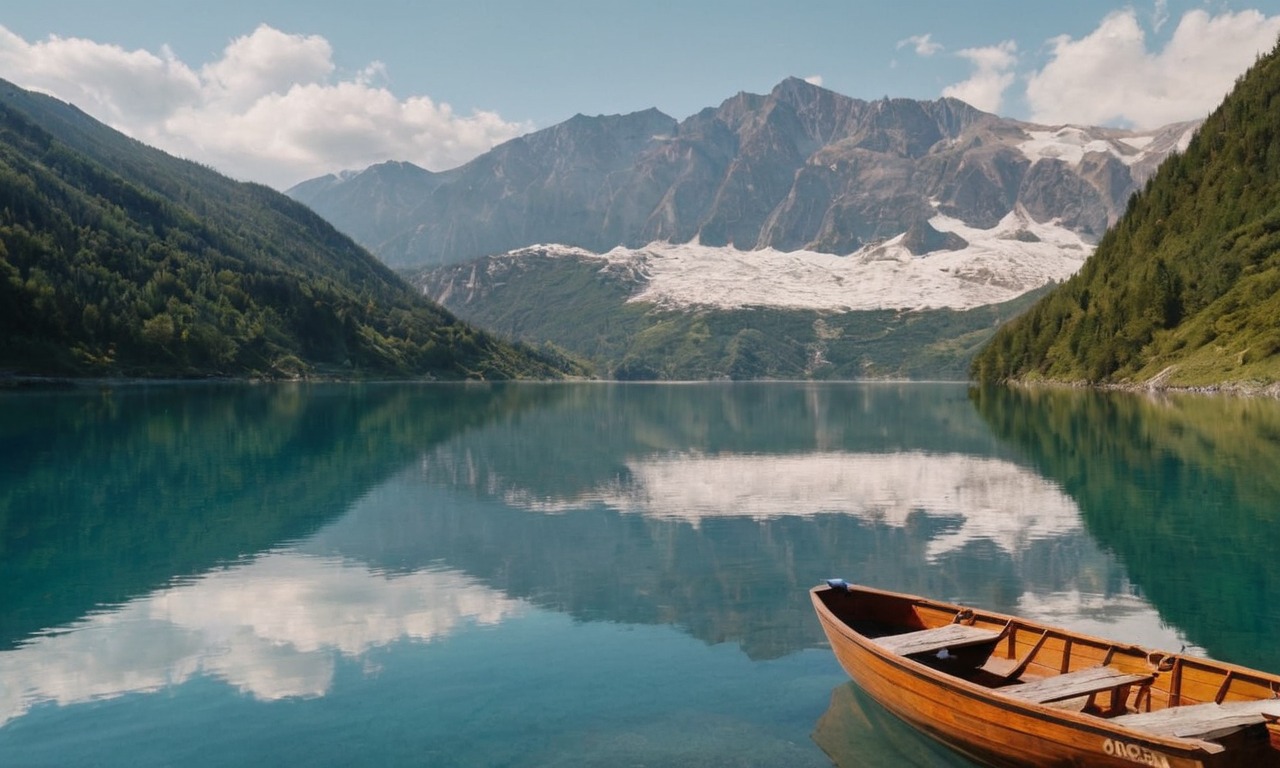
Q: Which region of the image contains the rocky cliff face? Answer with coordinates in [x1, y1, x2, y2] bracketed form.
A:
[289, 78, 1198, 269]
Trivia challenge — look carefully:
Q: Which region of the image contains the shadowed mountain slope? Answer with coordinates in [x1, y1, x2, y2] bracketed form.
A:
[0, 79, 571, 379]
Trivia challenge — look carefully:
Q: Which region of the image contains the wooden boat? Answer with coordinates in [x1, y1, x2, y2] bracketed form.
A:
[811, 581, 1280, 768]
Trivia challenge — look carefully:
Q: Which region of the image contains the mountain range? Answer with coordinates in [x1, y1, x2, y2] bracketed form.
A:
[4, 59, 1257, 384]
[289, 78, 1197, 379]
[289, 77, 1196, 275]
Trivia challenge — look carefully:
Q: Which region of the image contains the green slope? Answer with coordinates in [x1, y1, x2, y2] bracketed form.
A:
[972, 40, 1280, 388]
[0, 79, 572, 380]
[413, 251, 1047, 380]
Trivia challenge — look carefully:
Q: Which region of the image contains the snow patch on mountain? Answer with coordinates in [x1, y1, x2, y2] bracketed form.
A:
[521, 207, 1090, 311]
[1020, 128, 1127, 165]
[1013, 122, 1192, 167]
[1017, 125, 1184, 167]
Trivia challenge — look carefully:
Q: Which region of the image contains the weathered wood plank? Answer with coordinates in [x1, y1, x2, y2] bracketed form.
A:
[1002, 666, 1154, 704]
[1113, 699, 1280, 740]
[875, 624, 1002, 656]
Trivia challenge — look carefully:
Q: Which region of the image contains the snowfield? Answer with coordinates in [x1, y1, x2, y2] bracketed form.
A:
[1017, 123, 1197, 166]
[519, 206, 1092, 312]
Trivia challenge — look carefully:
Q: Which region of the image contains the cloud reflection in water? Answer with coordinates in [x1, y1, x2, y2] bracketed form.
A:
[0, 553, 524, 727]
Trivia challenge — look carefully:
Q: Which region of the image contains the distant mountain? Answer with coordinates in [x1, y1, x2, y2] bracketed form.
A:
[289, 78, 1195, 272]
[971, 39, 1280, 390]
[0, 79, 572, 380]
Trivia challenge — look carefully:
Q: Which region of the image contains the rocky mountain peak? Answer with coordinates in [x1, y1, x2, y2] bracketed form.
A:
[288, 80, 1199, 270]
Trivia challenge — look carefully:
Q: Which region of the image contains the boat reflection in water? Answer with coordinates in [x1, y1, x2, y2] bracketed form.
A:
[812, 681, 977, 767]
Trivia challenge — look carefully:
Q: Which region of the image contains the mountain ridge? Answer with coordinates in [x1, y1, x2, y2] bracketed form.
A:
[0, 78, 571, 380]
[289, 77, 1197, 271]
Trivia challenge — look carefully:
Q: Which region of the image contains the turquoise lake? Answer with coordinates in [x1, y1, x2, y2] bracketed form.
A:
[2, 381, 1279, 767]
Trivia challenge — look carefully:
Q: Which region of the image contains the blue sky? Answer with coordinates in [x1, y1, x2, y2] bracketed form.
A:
[2, 1, 1278, 188]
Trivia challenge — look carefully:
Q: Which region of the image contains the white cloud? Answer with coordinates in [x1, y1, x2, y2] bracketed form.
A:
[199, 24, 334, 110]
[1026, 9, 1280, 128]
[898, 33, 943, 57]
[803, 74, 824, 87]
[942, 40, 1018, 113]
[0, 24, 531, 188]
[1152, 0, 1170, 32]
[0, 26, 202, 124]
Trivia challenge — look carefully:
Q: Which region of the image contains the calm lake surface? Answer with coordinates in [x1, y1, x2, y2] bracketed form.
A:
[2, 381, 1279, 767]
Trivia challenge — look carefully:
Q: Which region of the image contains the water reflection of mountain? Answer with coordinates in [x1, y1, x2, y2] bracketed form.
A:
[0, 383, 560, 648]
[309, 383, 1152, 660]
[4, 382, 1222, 679]
[972, 386, 1280, 671]
[430, 382, 1018, 502]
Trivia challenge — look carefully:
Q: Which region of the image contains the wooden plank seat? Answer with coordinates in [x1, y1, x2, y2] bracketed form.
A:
[875, 624, 1003, 656]
[1001, 666, 1155, 708]
[1112, 699, 1280, 741]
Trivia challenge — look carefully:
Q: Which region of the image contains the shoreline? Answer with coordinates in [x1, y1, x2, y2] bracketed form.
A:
[1004, 377, 1280, 399]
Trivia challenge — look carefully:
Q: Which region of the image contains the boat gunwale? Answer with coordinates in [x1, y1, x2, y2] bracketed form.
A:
[810, 583, 1276, 759]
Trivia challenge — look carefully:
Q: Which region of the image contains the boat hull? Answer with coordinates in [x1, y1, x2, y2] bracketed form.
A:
[811, 585, 1278, 768]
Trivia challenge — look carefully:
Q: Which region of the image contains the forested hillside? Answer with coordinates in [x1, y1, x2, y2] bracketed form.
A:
[972, 39, 1280, 388]
[0, 80, 571, 380]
